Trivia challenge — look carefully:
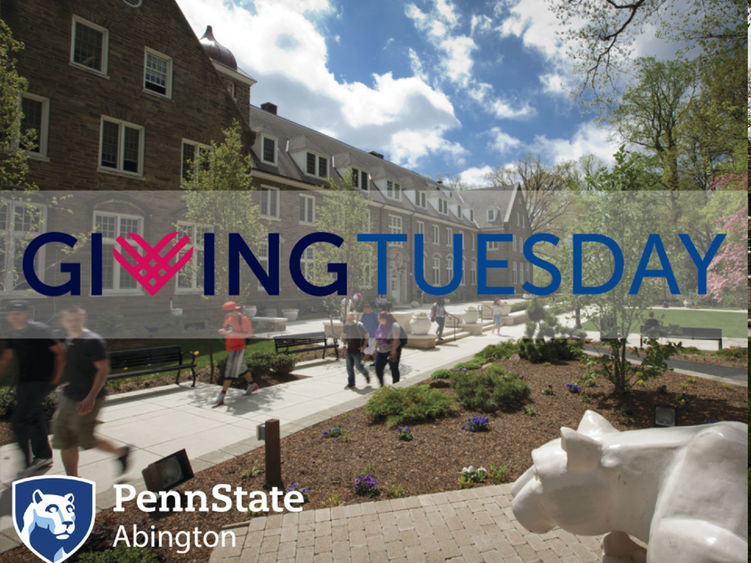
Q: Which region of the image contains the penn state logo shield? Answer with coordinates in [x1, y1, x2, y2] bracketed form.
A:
[13, 476, 96, 563]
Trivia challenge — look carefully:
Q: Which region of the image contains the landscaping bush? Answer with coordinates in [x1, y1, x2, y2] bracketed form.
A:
[451, 368, 529, 412]
[453, 357, 485, 370]
[245, 351, 275, 378]
[366, 385, 456, 428]
[476, 342, 518, 362]
[430, 368, 452, 380]
[518, 338, 582, 363]
[271, 353, 296, 376]
[713, 347, 746, 359]
[510, 301, 529, 313]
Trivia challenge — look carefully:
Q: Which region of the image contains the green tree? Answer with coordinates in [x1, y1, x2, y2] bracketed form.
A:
[181, 121, 261, 297]
[312, 172, 374, 315]
[557, 150, 678, 394]
[610, 58, 696, 191]
[0, 18, 35, 191]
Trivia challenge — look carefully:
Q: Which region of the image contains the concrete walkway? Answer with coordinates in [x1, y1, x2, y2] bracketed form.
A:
[208, 485, 603, 563]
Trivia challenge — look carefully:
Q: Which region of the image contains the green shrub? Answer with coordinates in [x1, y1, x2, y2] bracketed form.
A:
[77, 545, 161, 562]
[271, 354, 296, 376]
[476, 342, 518, 362]
[366, 385, 456, 428]
[452, 368, 529, 412]
[488, 464, 508, 484]
[245, 351, 275, 378]
[384, 483, 407, 498]
[510, 301, 529, 312]
[431, 368, 452, 380]
[713, 347, 746, 359]
[453, 357, 484, 370]
[518, 338, 582, 363]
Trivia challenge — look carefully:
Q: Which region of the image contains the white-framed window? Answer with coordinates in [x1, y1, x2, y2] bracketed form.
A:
[432, 256, 441, 285]
[256, 239, 268, 291]
[299, 193, 315, 224]
[94, 211, 143, 292]
[446, 254, 453, 285]
[438, 198, 448, 215]
[388, 214, 403, 247]
[181, 139, 209, 181]
[446, 227, 453, 247]
[416, 191, 427, 208]
[260, 187, 280, 219]
[71, 15, 108, 75]
[470, 260, 477, 285]
[305, 151, 328, 179]
[468, 209, 474, 221]
[143, 48, 172, 97]
[0, 201, 46, 293]
[415, 220, 424, 236]
[99, 117, 144, 175]
[300, 246, 315, 281]
[487, 209, 497, 222]
[432, 224, 440, 245]
[261, 135, 277, 165]
[351, 168, 369, 190]
[386, 180, 402, 201]
[487, 240, 500, 251]
[20, 94, 49, 157]
[227, 81, 236, 99]
[512, 261, 518, 285]
[457, 205, 463, 218]
[175, 221, 209, 291]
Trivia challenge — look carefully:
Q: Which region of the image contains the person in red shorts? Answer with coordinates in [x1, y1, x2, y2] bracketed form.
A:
[213, 302, 258, 407]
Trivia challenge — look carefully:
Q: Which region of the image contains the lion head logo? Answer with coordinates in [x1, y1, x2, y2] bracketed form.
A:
[13, 476, 95, 563]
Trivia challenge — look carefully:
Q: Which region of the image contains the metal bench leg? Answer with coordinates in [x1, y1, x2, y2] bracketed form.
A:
[191, 367, 197, 387]
[175, 369, 181, 385]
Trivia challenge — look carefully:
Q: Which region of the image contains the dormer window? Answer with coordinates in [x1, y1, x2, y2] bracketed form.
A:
[261, 135, 277, 165]
[468, 209, 474, 221]
[416, 192, 427, 208]
[487, 209, 497, 222]
[386, 180, 401, 201]
[306, 151, 328, 179]
[457, 205, 462, 218]
[351, 168, 369, 190]
[438, 198, 448, 215]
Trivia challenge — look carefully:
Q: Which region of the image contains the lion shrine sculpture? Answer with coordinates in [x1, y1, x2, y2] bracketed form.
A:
[511, 410, 747, 563]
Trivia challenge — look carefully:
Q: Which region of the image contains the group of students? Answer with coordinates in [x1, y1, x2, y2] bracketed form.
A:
[340, 302, 404, 389]
[0, 301, 131, 480]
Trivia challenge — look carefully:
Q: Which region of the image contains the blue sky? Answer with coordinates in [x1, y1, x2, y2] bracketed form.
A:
[175, 0, 629, 186]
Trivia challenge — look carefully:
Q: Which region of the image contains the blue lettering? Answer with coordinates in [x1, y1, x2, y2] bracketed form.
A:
[23, 232, 80, 296]
[522, 233, 561, 296]
[573, 234, 624, 295]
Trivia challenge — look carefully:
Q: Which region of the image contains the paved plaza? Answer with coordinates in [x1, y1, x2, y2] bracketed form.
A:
[0, 303, 745, 558]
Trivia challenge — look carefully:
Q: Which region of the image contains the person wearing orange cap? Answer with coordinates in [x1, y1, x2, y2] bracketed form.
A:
[213, 302, 258, 407]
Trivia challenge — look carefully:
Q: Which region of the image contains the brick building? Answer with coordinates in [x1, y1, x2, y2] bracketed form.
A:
[1, 0, 531, 331]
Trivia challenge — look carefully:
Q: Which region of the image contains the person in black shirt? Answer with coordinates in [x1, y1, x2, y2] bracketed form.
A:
[51, 305, 130, 477]
[341, 312, 370, 390]
[0, 300, 64, 477]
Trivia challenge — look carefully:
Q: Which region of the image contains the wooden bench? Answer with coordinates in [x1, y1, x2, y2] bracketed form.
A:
[108, 345, 198, 387]
[640, 325, 723, 349]
[273, 331, 339, 360]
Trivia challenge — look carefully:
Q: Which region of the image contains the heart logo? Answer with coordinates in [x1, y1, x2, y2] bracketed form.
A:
[112, 232, 193, 296]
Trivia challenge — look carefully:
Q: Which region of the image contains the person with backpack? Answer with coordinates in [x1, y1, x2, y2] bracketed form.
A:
[430, 297, 447, 341]
[341, 312, 370, 390]
[374, 311, 404, 386]
[213, 301, 258, 407]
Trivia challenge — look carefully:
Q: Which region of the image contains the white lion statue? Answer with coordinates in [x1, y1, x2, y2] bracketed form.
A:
[20, 489, 76, 563]
[511, 410, 747, 563]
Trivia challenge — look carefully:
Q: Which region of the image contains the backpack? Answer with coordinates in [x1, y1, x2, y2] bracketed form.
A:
[394, 322, 408, 349]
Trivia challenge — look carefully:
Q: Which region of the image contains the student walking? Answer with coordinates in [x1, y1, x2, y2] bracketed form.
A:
[374, 311, 402, 386]
[213, 302, 258, 407]
[491, 297, 506, 336]
[341, 312, 370, 390]
[0, 301, 64, 478]
[51, 305, 131, 477]
[430, 297, 447, 340]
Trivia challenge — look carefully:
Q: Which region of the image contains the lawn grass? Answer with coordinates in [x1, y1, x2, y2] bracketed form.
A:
[582, 309, 747, 338]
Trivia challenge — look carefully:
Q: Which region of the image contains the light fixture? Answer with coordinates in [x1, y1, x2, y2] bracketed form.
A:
[142, 449, 194, 492]
[654, 405, 676, 427]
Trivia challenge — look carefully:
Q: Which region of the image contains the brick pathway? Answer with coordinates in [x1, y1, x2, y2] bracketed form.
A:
[209, 484, 602, 562]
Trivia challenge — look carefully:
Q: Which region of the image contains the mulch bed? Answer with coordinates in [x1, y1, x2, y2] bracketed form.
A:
[6, 355, 742, 562]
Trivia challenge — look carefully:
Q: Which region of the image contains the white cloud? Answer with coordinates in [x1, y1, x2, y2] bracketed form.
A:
[539, 73, 568, 95]
[488, 127, 522, 153]
[175, 0, 463, 169]
[490, 99, 535, 119]
[405, 1, 477, 88]
[458, 165, 494, 187]
[408, 48, 428, 81]
[496, 0, 561, 60]
[470, 14, 493, 36]
[531, 122, 618, 165]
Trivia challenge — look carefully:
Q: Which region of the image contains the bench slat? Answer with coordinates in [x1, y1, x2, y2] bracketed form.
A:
[108, 345, 197, 386]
